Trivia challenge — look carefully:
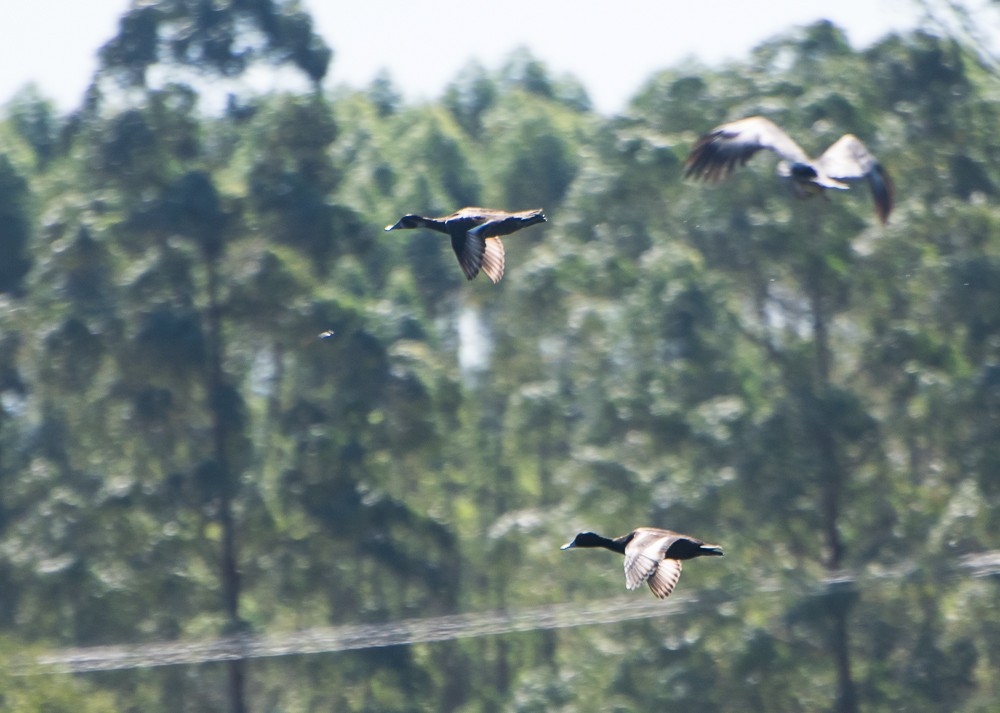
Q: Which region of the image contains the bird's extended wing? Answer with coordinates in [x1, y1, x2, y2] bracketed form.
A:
[623, 529, 683, 591]
[451, 231, 506, 283]
[646, 559, 683, 599]
[685, 116, 810, 182]
[624, 552, 660, 591]
[818, 134, 894, 224]
[816, 134, 877, 179]
[452, 231, 485, 281]
[479, 238, 506, 284]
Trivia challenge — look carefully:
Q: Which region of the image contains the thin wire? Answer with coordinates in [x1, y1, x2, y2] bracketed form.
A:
[15, 550, 1000, 675]
[25, 596, 690, 675]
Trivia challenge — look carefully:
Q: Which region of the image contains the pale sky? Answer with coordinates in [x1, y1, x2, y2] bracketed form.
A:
[3, 0, 925, 114]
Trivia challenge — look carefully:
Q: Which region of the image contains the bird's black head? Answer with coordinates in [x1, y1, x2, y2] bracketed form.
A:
[560, 532, 602, 550]
[385, 214, 424, 231]
[789, 162, 819, 180]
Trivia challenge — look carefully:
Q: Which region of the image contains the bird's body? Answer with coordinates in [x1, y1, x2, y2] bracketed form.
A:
[684, 116, 894, 224]
[561, 527, 723, 599]
[384, 207, 546, 284]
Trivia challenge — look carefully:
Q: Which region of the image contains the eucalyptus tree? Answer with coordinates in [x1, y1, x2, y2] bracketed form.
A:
[601, 22, 999, 713]
[1, 11, 998, 711]
[0, 0, 331, 709]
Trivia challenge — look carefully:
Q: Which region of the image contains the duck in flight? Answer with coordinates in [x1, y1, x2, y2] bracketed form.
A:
[385, 207, 546, 284]
[684, 116, 894, 224]
[561, 527, 723, 599]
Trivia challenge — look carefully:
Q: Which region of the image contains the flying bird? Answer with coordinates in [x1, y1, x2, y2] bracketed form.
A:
[561, 527, 723, 599]
[684, 116, 894, 224]
[384, 207, 546, 284]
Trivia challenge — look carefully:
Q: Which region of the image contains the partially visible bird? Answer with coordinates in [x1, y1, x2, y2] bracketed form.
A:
[560, 527, 723, 599]
[684, 116, 894, 224]
[384, 207, 546, 284]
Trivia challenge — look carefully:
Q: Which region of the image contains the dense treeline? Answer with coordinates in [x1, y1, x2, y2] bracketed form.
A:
[1, 3, 999, 711]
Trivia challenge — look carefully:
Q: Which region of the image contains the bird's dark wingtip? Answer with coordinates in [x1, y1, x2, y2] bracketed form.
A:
[870, 163, 895, 225]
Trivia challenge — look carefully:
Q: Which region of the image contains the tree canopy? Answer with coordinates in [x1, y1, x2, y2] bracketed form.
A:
[1, 7, 999, 713]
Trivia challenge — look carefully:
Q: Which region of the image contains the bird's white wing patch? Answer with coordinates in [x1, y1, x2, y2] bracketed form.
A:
[729, 116, 810, 164]
[480, 237, 505, 284]
[624, 552, 660, 591]
[817, 134, 876, 180]
[646, 559, 683, 599]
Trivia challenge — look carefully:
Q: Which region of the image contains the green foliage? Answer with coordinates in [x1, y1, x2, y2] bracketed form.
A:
[0, 154, 32, 293]
[98, 0, 331, 87]
[1, 12, 1000, 713]
[0, 645, 116, 713]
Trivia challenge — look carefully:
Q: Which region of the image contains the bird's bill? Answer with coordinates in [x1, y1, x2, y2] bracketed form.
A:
[384, 221, 401, 231]
[703, 545, 724, 556]
[560, 541, 576, 550]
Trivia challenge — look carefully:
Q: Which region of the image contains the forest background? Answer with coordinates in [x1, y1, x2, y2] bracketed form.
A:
[0, 1, 999, 711]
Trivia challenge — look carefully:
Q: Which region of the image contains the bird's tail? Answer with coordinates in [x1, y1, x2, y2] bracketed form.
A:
[517, 209, 547, 226]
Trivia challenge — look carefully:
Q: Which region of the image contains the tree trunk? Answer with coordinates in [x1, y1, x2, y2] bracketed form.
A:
[831, 603, 859, 713]
[807, 279, 858, 713]
[205, 258, 246, 713]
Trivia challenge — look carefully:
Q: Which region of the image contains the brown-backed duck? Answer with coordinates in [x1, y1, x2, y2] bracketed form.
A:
[385, 207, 546, 284]
[561, 527, 723, 599]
